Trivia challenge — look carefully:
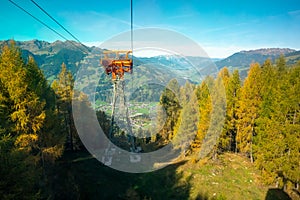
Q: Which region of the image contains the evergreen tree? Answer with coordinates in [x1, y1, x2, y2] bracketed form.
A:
[52, 63, 81, 151]
[236, 63, 262, 163]
[283, 61, 300, 188]
[173, 81, 198, 155]
[214, 68, 241, 153]
[0, 41, 65, 198]
[156, 79, 181, 146]
[227, 70, 241, 152]
[254, 58, 300, 188]
[216, 67, 231, 152]
[191, 77, 213, 158]
[209, 72, 227, 159]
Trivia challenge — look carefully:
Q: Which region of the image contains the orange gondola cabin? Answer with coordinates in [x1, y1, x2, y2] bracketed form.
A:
[100, 50, 133, 80]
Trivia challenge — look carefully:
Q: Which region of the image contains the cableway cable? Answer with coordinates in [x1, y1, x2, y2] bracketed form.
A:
[29, 0, 89, 53]
[130, 0, 133, 55]
[8, 0, 89, 54]
[8, 0, 69, 42]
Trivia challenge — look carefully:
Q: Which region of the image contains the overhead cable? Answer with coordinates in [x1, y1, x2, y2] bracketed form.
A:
[30, 0, 89, 53]
[8, 0, 89, 54]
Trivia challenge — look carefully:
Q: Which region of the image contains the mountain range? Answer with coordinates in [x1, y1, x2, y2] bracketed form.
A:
[0, 40, 92, 81]
[1, 39, 300, 82]
[214, 48, 300, 78]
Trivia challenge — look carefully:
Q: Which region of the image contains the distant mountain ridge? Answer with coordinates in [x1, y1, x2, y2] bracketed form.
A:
[240, 48, 295, 55]
[215, 48, 297, 70]
[0, 40, 92, 80]
[0, 39, 89, 54]
[1, 40, 300, 82]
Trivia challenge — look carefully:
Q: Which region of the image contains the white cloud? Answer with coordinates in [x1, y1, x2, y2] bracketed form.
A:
[133, 48, 172, 57]
[83, 41, 103, 47]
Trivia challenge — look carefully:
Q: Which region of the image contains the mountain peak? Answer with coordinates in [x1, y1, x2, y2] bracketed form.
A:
[239, 48, 296, 56]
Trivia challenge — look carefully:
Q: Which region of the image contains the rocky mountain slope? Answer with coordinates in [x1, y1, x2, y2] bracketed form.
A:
[1, 40, 299, 83]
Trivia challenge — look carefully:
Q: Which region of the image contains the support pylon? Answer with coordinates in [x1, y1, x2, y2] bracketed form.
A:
[109, 79, 135, 151]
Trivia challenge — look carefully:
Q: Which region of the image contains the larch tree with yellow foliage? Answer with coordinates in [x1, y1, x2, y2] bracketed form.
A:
[0, 42, 65, 198]
[236, 63, 263, 163]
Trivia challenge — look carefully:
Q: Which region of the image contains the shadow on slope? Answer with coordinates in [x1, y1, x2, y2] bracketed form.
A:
[265, 188, 292, 200]
[45, 150, 209, 200]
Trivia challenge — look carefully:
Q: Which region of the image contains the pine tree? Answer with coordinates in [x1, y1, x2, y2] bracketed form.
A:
[254, 58, 300, 188]
[191, 77, 213, 158]
[284, 61, 300, 188]
[227, 70, 241, 152]
[236, 63, 262, 163]
[173, 81, 198, 155]
[214, 68, 242, 153]
[24, 55, 65, 163]
[0, 41, 65, 198]
[253, 59, 283, 185]
[209, 71, 227, 159]
[0, 43, 38, 135]
[52, 63, 81, 151]
[156, 79, 181, 146]
[216, 67, 231, 152]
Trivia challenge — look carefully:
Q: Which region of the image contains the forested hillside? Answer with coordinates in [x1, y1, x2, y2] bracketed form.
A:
[150, 56, 300, 190]
[0, 41, 299, 199]
[0, 42, 93, 199]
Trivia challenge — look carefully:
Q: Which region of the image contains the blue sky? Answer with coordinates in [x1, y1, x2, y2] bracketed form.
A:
[1, 0, 300, 58]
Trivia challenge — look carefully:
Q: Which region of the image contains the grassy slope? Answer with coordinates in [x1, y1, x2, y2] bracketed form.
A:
[47, 151, 294, 200]
[178, 153, 267, 200]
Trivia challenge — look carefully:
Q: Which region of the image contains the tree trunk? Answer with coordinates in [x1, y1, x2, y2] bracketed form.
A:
[235, 137, 238, 153]
[65, 112, 73, 151]
[250, 116, 254, 163]
[250, 140, 254, 163]
[293, 110, 297, 125]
